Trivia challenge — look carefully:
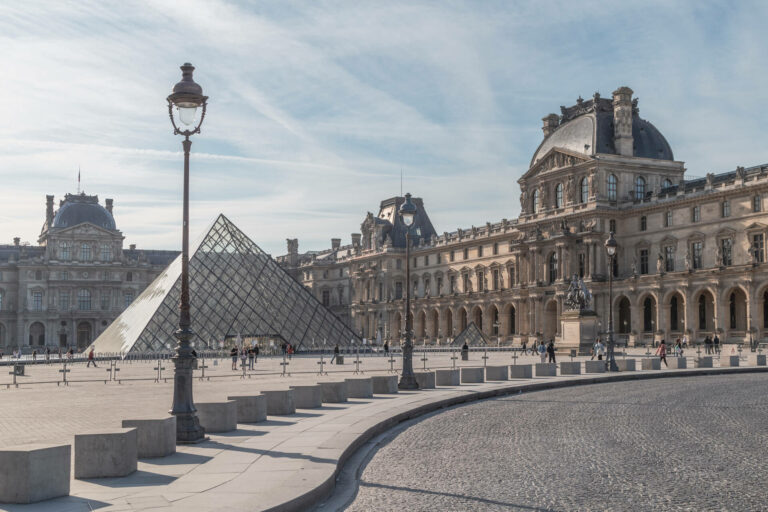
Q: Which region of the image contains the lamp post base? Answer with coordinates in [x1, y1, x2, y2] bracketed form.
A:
[398, 373, 419, 390]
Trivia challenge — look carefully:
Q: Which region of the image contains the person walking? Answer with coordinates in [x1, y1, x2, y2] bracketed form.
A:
[230, 346, 238, 370]
[713, 334, 720, 354]
[254, 344, 259, 364]
[704, 335, 712, 355]
[594, 339, 606, 361]
[240, 347, 247, 369]
[656, 340, 668, 367]
[521, 339, 527, 355]
[248, 346, 255, 370]
[537, 341, 546, 363]
[682, 333, 688, 349]
[287, 343, 294, 360]
[32, 349, 37, 362]
[547, 341, 556, 364]
[330, 344, 340, 363]
[45, 347, 50, 363]
[383, 342, 389, 356]
[86, 348, 97, 368]
[674, 340, 683, 358]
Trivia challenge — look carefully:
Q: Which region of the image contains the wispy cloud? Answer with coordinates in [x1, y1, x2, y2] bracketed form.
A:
[1, 0, 767, 254]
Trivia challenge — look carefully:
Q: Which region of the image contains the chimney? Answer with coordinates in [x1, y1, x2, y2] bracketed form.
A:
[351, 233, 361, 247]
[13, 237, 20, 246]
[612, 86, 634, 157]
[105, 198, 113, 214]
[129, 243, 136, 251]
[542, 114, 559, 138]
[46, 195, 54, 228]
[331, 238, 341, 251]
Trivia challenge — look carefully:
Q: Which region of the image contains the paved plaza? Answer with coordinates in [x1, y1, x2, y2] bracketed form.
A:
[346, 373, 768, 512]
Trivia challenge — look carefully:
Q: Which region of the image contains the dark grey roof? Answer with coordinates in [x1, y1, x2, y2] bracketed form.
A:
[53, 193, 116, 230]
[377, 196, 437, 249]
[134, 250, 179, 266]
[0, 245, 45, 263]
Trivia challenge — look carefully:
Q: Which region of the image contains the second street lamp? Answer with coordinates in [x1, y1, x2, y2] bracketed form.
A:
[398, 193, 419, 390]
[605, 231, 619, 372]
[167, 63, 208, 443]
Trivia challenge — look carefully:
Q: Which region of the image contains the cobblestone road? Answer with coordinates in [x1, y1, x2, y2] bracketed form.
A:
[346, 374, 768, 512]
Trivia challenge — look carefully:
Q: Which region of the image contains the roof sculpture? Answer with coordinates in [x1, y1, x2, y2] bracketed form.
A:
[88, 214, 360, 354]
[450, 322, 489, 347]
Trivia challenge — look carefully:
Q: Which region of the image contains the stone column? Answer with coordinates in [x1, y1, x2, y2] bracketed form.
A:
[585, 243, 591, 278]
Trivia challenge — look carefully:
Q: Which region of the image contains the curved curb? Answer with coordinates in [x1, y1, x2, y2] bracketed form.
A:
[266, 366, 768, 512]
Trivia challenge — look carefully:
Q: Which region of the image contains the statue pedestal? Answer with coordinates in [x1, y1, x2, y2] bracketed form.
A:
[561, 310, 598, 355]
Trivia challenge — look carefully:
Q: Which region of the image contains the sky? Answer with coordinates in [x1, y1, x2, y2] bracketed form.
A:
[1, 0, 767, 256]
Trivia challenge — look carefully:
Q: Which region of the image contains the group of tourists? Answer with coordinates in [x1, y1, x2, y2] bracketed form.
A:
[230, 345, 261, 370]
[519, 339, 556, 362]
[701, 334, 721, 354]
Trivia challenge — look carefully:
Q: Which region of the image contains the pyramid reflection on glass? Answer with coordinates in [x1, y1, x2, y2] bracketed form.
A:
[450, 322, 489, 346]
[89, 214, 360, 354]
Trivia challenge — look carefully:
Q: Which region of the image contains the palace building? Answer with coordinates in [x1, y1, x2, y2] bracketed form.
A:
[278, 86, 768, 350]
[0, 193, 177, 351]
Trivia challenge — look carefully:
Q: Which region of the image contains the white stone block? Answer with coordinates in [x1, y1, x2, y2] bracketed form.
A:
[320, 381, 349, 403]
[345, 378, 373, 398]
[559, 362, 581, 375]
[695, 356, 713, 368]
[121, 416, 176, 458]
[461, 367, 485, 383]
[509, 364, 533, 379]
[641, 358, 661, 370]
[667, 357, 687, 369]
[617, 359, 636, 371]
[720, 355, 740, 367]
[74, 428, 137, 479]
[435, 369, 460, 386]
[261, 389, 296, 415]
[226, 395, 267, 423]
[371, 375, 398, 394]
[196, 401, 237, 433]
[414, 371, 436, 389]
[584, 360, 606, 373]
[535, 363, 556, 377]
[287, 385, 323, 409]
[485, 365, 508, 381]
[748, 354, 766, 366]
[0, 444, 70, 503]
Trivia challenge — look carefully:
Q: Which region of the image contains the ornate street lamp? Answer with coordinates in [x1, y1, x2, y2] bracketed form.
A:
[167, 63, 208, 443]
[605, 232, 619, 371]
[398, 193, 419, 389]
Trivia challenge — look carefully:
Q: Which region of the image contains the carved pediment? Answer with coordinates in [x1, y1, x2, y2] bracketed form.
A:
[521, 148, 591, 180]
[55, 223, 116, 237]
[745, 222, 767, 231]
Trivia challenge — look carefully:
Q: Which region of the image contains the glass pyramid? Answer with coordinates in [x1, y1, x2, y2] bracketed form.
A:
[90, 214, 360, 354]
[450, 322, 489, 347]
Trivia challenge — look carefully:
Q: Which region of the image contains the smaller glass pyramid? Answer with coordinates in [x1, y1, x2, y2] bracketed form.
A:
[90, 214, 360, 353]
[450, 322, 489, 346]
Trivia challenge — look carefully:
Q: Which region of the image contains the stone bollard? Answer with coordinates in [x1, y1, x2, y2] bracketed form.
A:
[616, 359, 636, 371]
[435, 369, 460, 386]
[509, 364, 533, 379]
[748, 354, 767, 366]
[0, 444, 70, 503]
[460, 367, 484, 383]
[288, 385, 323, 409]
[485, 365, 508, 381]
[227, 395, 268, 423]
[261, 389, 296, 415]
[74, 428, 137, 478]
[461, 350, 469, 361]
[196, 401, 238, 433]
[320, 381, 349, 403]
[535, 363, 556, 377]
[695, 356, 713, 368]
[336, 355, 345, 365]
[584, 360, 606, 373]
[667, 357, 687, 369]
[414, 371, 436, 389]
[641, 358, 661, 370]
[559, 361, 581, 375]
[720, 355, 739, 367]
[345, 378, 374, 398]
[121, 417, 176, 458]
[371, 375, 398, 394]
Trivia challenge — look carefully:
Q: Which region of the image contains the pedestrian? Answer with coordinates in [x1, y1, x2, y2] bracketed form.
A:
[230, 346, 238, 370]
[45, 347, 50, 363]
[538, 341, 547, 363]
[383, 342, 389, 355]
[713, 334, 720, 354]
[240, 347, 247, 369]
[58, 348, 62, 360]
[704, 335, 712, 355]
[594, 339, 605, 361]
[281, 342, 287, 356]
[287, 343, 293, 360]
[656, 340, 668, 367]
[248, 346, 255, 370]
[521, 339, 527, 355]
[674, 340, 682, 358]
[546, 340, 556, 363]
[330, 344, 340, 363]
[86, 348, 97, 368]
[67, 348, 74, 361]
[254, 344, 260, 364]
[32, 349, 37, 362]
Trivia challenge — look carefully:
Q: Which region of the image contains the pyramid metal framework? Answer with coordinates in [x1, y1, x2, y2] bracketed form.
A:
[450, 322, 489, 346]
[89, 214, 360, 354]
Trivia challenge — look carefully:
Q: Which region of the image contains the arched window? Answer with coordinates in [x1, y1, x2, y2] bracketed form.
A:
[635, 176, 646, 198]
[580, 178, 588, 203]
[670, 296, 679, 331]
[555, 183, 564, 208]
[662, 179, 672, 189]
[532, 190, 539, 214]
[643, 297, 654, 332]
[607, 174, 617, 201]
[508, 306, 516, 335]
[698, 295, 706, 330]
[78, 289, 91, 311]
[548, 252, 558, 284]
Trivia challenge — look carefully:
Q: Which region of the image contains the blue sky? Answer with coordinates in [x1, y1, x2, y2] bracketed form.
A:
[1, 0, 766, 255]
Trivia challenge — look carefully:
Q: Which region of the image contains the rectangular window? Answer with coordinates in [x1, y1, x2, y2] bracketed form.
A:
[396, 259, 402, 270]
[413, 257, 417, 269]
[81, 244, 92, 261]
[449, 250, 455, 262]
[60, 271, 69, 280]
[463, 248, 469, 260]
[609, 219, 617, 234]
[721, 238, 732, 266]
[665, 246, 675, 272]
[508, 266, 515, 286]
[462, 273, 469, 292]
[722, 200, 730, 218]
[78, 290, 91, 311]
[578, 253, 585, 277]
[395, 282, 403, 299]
[493, 242, 499, 255]
[322, 290, 330, 307]
[424, 255, 429, 266]
[60, 243, 70, 260]
[755, 195, 762, 213]
[100, 244, 112, 262]
[640, 249, 649, 274]
[692, 242, 703, 269]
[692, 206, 700, 223]
[436, 277, 443, 295]
[424, 278, 430, 295]
[32, 291, 43, 311]
[436, 253, 441, 264]
[665, 211, 672, 227]
[123, 291, 134, 308]
[476, 272, 484, 292]
[753, 234, 765, 263]
[449, 276, 456, 294]
[640, 216, 647, 232]
[478, 246, 483, 257]
[59, 291, 70, 311]
[492, 269, 500, 290]
[101, 292, 110, 310]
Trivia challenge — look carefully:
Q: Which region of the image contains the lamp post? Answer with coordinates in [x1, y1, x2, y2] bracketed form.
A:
[167, 63, 208, 443]
[398, 193, 419, 389]
[605, 232, 619, 371]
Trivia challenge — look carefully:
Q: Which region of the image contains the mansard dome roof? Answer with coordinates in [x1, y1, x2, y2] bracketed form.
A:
[531, 93, 674, 167]
[52, 193, 116, 230]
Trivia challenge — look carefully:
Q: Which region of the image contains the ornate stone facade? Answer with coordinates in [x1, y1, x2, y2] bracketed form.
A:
[278, 86, 768, 348]
[0, 193, 177, 351]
